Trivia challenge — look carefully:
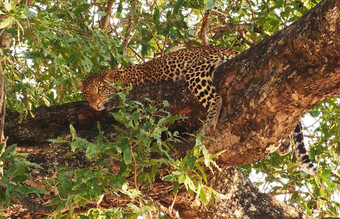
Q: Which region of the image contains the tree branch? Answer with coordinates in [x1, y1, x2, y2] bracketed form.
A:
[208, 0, 340, 166]
[199, 10, 210, 45]
[101, 0, 115, 30]
[209, 23, 254, 34]
[121, 0, 136, 55]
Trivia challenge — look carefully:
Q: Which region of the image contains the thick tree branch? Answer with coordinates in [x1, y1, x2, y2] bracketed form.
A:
[209, 0, 340, 166]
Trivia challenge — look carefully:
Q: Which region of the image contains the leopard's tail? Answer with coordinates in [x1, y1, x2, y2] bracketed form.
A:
[293, 122, 317, 175]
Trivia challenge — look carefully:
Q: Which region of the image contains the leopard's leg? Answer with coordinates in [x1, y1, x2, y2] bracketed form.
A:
[184, 69, 222, 136]
[204, 93, 222, 136]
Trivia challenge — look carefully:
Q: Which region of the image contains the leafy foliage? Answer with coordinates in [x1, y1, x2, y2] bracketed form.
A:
[0, 144, 43, 208]
[45, 85, 221, 216]
[0, 0, 339, 217]
[1, 0, 321, 114]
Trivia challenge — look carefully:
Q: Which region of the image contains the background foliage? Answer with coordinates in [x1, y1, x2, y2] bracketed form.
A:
[0, 0, 339, 217]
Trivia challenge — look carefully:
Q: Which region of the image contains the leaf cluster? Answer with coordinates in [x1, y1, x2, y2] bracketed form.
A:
[45, 85, 222, 217]
[0, 144, 43, 208]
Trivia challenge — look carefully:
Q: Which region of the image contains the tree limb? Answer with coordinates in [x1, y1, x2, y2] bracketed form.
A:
[208, 0, 340, 166]
[101, 0, 115, 30]
[121, 0, 136, 55]
[199, 10, 210, 46]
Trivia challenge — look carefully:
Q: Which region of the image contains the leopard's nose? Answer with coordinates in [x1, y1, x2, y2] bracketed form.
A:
[94, 102, 105, 111]
[89, 100, 104, 111]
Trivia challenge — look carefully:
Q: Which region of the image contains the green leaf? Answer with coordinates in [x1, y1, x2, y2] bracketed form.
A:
[173, 182, 179, 195]
[1, 145, 16, 158]
[153, 8, 160, 21]
[85, 143, 99, 159]
[75, 3, 91, 13]
[195, 163, 207, 183]
[113, 125, 129, 135]
[187, 156, 196, 170]
[12, 174, 30, 183]
[112, 112, 128, 124]
[205, 0, 215, 10]
[66, 53, 79, 64]
[70, 124, 77, 141]
[123, 148, 132, 165]
[70, 138, 89, 152]
[4, 1, 16, 12]
[162, 174, 178, 181]
[199, 187, 207, 203]
[174, 0, 184, 14]
[97, 11, 106, 16]
[48, 137, 69, 144]
[163, 100, 169, 107]
[0, 17, 14, 29]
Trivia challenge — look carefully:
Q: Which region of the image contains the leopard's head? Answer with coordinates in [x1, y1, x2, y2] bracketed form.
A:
[78, 70, 117, 111]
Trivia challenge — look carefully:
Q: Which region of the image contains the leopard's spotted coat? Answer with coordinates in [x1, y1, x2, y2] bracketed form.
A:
[78, 46, 239, 135]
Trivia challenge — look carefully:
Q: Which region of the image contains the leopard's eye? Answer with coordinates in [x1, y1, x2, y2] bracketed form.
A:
[83, 92, 90, 99]
[97, 85, 105, 95]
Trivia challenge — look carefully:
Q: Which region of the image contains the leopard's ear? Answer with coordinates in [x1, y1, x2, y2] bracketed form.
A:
[76, 80, 84, 92]
[103, 70, 115, 83]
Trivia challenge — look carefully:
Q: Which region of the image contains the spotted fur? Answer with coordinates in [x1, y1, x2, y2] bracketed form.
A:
[78, 46, 239, 135]
[278, 122, 317, 175]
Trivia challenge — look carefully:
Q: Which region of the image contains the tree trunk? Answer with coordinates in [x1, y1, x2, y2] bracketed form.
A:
[3, 0, 340, 217]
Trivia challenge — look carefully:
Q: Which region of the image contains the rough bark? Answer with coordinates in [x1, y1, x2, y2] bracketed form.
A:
[2, 0, 340, 218]
[209, 0, 340, 166]
[193, 168, 311, 219]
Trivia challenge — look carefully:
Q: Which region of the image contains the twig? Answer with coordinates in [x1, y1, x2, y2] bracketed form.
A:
[130, 142, 138, 189]
[209, 24, 254, 34]
[169, 192, 178, 218]
[96, 194, 105, 207]
[161, 34, 168, 57]
[127, 45, 145, 63]
[0, 58, 7, 177]
[245, 0, 255, 20]
[122, 0, 136, 55]
[101, 0, 115, 30]
[199, 10, 210, 46]
[150, 31, 163, 53]
[210, 9, 228, 18]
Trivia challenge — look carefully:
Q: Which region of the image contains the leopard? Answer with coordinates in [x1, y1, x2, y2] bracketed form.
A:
[78, 45, 317, 174]
[78, 46, 239, 135]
